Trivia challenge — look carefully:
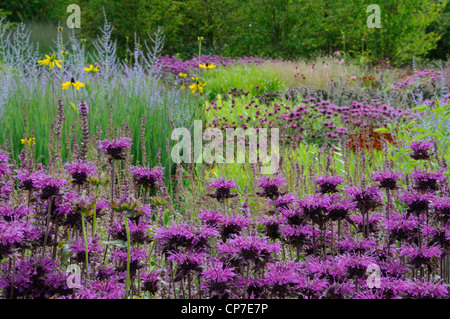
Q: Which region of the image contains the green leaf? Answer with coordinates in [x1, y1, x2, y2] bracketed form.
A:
[412, 106, 428, 112]
[373, 128, 390, 133]
[69, 102, 79, 116]
[101, 240, 128, 248]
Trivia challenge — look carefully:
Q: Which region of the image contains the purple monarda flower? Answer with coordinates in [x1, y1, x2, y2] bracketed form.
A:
[98, 137, 132, 160]
[410, 169, 446, 192]
[256, 175, 287, 200]
[69, 234, 103, 264]
[325, 199, 357, 225]
[297, 194, 331, 225]
[268, 193, 298, 210]
[167, 250, 206, 282]
[131, 165, 164, 189]
[400, 244, 442, 269]
[0, 257, 72, 299]
[407, 141, 433, 160]
[218, 235, 280, 270]
[141, 271, 160, 295]
[399, 190, 436, 217]
[201, 260, 235, 298]
[32, 174, 69, 200]
[372, 170, 404, 190]
[15, 170, 40, 191]
[65, 160, 96, 185]
[346, 186, 382, 211]
[220, 214, 252, 242]
[315, 175, 345, 194]
[208, 178, 238, 203]
[111, 246, 148, 278]
[263, 261, 303, 298]
[432, 196, 450, 224]
[77, 279, 125, 299]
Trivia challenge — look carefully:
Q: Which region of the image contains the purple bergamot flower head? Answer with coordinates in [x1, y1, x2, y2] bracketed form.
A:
[407, 140, 433, 161]
[372, 170, 404, 190]
[65, 160, 96, 185]
[98, 137, 132, 160]
[208, 177, 238, 203]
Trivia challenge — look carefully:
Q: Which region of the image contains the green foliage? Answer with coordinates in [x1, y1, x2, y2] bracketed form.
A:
[3, 0, 447, 62]
[200, 64, 285, 101]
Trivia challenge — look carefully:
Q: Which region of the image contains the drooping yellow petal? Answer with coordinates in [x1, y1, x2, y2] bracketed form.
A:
[54, 59, 63, 68]
[189, 83, 197, 93]
[49, 61, 55, 69]
[61, 81, 72, 90]
[73, 82, 85, 90]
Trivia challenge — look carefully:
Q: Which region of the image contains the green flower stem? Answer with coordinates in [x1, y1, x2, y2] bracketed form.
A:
[81, 212, 90, 280]
[92, 186, 99, 237]
[124, 214, 131, 299]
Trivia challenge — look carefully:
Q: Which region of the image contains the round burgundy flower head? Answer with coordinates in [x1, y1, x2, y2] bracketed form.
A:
[131, 165, 164, 189]
[98, 137, 132, 160]
[315, 175, 345, 194]
[32, 174, 69, 200]
[15, 170, 39, 191]
[65, 160, 96, 185]
[201, 260, 236, 299]
[432, 196, 450, 224]
[408, 141, 433, 160]
[346, 186, 383, 211]
[208, 178, 238, 203]
[256, 175, 287, 200]
[410, 169, 446, 192]
[372, 170, 404, 190]
[400, 190, 436, 217]
[141, 271, 160, 295]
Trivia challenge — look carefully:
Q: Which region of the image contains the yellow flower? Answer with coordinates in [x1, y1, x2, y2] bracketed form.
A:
[199, 63, 216, 69]
[60, 50, 68, 56]
[191, 77, 198, 81]
[62, 78, 85, 90]
[178, 72, 187, 77]
[83, 64, 99, 73]
[80, 38, 86, 43]
[57, 26, 63, 32]
[21, 137, 35, 146]
[197, 36, 204, 41]
[189, 81, 207, 94]
[38, 53, 63, 69]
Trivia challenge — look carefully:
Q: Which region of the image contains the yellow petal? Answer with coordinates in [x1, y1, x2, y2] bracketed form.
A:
[61, 82, 71, 90]
[55, 60, 63, 68]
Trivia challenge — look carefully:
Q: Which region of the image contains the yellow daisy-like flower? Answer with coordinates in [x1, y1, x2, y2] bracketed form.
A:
[38, 53, 63, 70]
[191, 77, 199, 81]
[21, 137, 36, 146]
[60, 50, 68, 56]
[83, 64, 99, 73]
[189, 81, 207, 94]
[80, 38, 86, 43]
[62, 78, 85, 90]
[197, 36, 204, 41]
[199, 63, 216, 69]
[178, 72, 187, 77]
[57, 26, 63, 32]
